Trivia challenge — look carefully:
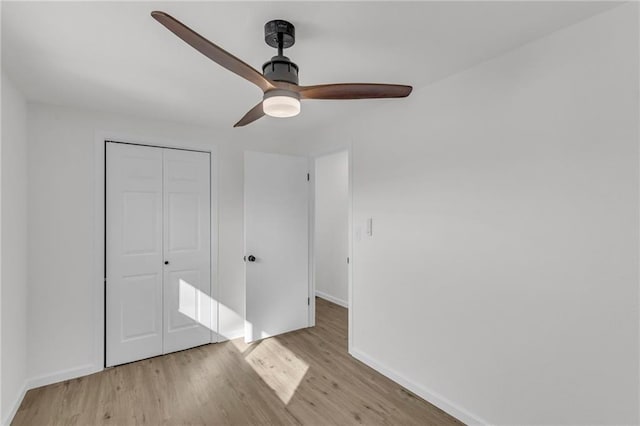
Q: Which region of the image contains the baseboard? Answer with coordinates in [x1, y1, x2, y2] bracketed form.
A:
[218, 328, 244, 341]
[315, 290, 348, 308]
[2, 381, 28, 426]
[26, 363, 100, 390]
[350, 348, 487, 425]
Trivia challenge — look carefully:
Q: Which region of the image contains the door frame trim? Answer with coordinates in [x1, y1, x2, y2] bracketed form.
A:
[93, 132, 219, 369]
[308, 156, 315, 327]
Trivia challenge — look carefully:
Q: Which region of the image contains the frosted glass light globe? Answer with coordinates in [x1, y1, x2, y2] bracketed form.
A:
[263, 95, 301, 118]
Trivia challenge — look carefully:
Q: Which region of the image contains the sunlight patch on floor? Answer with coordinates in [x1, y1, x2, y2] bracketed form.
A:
[244, 338, 309, 404]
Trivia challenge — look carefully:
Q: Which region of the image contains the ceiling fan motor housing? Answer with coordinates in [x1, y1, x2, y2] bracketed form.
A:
[262, 56, 299, 84]
[262, 20, 299, 84]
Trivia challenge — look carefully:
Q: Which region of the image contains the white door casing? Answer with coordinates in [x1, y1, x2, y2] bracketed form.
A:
[106, 142, 213, 366]
[244, 151, 310, 343]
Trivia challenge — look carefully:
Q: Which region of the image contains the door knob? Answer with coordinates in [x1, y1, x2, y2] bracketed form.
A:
[164, 261, 169, 265]
[247, 255, 256, 262]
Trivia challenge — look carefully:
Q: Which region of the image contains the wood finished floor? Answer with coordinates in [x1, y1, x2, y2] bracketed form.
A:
[13, 298, 462, 425]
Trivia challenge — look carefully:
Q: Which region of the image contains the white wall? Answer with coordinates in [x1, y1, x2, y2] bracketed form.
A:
[25, 103, 288, 383]
[307, 4, 639, 424]
[1, 72, 28, 425]
[314, 151, 349, 306]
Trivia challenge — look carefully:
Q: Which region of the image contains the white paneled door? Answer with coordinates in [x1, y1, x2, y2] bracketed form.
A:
[106, 143, 164, 366]
[244, 151, 309, 343]
[162, 148, 212, 354]
[106, 142, 213, 367]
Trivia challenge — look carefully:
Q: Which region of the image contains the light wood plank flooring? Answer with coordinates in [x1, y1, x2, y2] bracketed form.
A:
[13, 298, 462, 425]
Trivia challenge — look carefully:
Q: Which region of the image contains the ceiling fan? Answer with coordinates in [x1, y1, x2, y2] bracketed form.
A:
[151, 11, 413, 127]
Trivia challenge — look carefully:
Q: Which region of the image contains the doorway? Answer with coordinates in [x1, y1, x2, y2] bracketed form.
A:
[313, 150, 350, 310]
[105, 141, 217, 367]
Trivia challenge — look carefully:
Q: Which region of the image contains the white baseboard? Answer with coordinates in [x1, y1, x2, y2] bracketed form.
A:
[315, 290, 348, 308]
[350, 348, 487, 425]
[219, 328, 244, 341]
[27, 363, 100, 390]
[2, 382, 28, 426]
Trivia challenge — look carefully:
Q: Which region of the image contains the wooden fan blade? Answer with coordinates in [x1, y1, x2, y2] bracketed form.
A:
[234, 102, 265, 127]
[151, 11, 274, 92]
[298, 83, 412, 100]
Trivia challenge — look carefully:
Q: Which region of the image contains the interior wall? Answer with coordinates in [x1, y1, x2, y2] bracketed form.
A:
[314, 151, 349, 306]
[25, 103, 282, 384]
[1, 71, 28, 425]
[306, 4, 639, 424]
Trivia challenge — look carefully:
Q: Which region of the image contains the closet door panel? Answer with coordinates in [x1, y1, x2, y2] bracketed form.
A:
[106, 143, 164, 367]
[163, 149, 213, 353]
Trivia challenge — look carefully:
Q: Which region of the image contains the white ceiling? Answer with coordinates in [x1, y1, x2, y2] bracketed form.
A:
[2, 1, 619, 134]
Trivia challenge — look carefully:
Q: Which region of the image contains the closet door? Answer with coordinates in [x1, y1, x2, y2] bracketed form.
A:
[162, 149, 213, 353]
[106, 143, 164, 367]
[107, 143, 213, 367]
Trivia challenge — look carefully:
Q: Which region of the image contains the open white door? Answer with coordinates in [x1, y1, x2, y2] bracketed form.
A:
[244, 151, 309, 343]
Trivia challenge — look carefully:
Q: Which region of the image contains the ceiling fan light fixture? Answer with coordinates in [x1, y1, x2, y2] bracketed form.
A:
[263, 91, 301, 118]
[151, 12, 412, 127]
